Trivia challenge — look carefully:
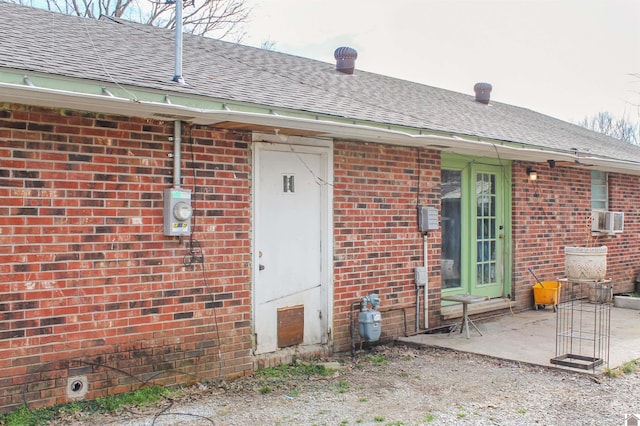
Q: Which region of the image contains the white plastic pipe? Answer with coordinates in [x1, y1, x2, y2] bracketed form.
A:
[423, 233, 428, 329]
[415, 286, 420, 331]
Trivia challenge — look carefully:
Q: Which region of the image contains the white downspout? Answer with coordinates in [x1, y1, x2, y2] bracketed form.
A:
[423, 233, 428, 329]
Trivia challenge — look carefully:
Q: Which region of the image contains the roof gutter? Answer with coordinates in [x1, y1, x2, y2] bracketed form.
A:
[2, 82, 640, 176]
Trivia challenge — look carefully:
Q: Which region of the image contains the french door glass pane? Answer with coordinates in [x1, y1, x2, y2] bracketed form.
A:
[441, 170, 461, 289]
[476, 173, 496, 286]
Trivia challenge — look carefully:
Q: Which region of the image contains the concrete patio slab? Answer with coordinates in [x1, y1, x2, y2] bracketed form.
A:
[397, 306, 640, 374]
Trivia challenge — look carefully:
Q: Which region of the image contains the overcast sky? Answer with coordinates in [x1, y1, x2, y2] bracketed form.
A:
[242, 0, 639, 125]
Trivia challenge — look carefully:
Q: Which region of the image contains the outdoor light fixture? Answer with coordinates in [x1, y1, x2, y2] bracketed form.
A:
[526, 167, 538, 181]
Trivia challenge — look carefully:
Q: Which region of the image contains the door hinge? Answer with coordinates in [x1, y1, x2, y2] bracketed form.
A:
[283, 175, 295, 193]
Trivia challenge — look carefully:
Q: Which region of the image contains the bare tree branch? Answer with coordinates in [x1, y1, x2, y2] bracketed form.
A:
[579, 111, 639, 145]
[7, 0, 251, 39]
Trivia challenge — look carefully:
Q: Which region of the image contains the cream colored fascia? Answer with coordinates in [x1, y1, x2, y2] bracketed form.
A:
[2, 68, 640, 176]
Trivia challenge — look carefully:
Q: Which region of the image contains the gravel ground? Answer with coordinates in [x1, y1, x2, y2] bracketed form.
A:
[68, 344, 639, 426]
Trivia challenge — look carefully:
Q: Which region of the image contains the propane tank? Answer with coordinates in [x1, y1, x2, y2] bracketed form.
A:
[358, 293, 382, 342]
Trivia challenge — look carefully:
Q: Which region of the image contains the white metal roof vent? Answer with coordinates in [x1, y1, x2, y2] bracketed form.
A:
[334, 47, 358, 75]
[473, 82, 492, 104]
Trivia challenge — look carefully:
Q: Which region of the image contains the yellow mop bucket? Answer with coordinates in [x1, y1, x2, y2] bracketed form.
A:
[528, 268, 561, 312]
[532, 281, 561, 311]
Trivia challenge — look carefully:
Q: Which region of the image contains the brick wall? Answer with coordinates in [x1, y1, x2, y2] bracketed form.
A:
[0, 104, 253, 412]
[332, 141, 441, 351]
[608, 172, 640, 285]
[2, 102, 639, 412]
[512, 162, 640, 310]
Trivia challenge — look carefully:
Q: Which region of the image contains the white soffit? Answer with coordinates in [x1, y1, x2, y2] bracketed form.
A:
[1, 81, 639, 176]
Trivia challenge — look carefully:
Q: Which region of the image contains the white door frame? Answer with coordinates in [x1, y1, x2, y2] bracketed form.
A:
[251, 134, 334, 353]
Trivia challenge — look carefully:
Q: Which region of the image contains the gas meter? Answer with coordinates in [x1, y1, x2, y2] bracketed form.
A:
[358, 293, 382, 342]
[163, 188, 193, 236]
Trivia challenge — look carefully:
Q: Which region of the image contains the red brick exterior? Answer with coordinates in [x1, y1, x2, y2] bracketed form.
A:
[332, 142, 441, 350]
[1, 104, 639, 411]
[0, 105, 253, 411]
[512, 162, 640, 310]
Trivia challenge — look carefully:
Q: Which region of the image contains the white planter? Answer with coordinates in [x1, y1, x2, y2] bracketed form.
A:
[614, 295, 640, 310]
[564, 246, 607, 281]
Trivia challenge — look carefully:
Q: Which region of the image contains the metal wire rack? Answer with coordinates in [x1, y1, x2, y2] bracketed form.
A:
[550, 279, 611, 371]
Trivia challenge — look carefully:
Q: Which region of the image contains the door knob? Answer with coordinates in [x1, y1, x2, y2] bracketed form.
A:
[259, 264, 265, 271]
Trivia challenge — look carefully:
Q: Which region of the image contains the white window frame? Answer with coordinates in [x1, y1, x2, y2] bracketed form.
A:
[591, 171, 608, 211]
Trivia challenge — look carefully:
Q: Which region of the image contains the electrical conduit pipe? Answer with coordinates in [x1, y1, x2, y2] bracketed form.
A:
[173, 120, 181, 188]
[423, 233, 428, 329]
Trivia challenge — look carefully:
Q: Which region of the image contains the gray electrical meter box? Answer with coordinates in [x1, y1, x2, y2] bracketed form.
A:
[163, 188, 193, 236]
[417, 205, 439, 232]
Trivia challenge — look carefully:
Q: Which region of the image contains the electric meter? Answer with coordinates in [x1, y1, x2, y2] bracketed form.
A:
[163, 188, 192, 236]
[173, 201, 193, 221]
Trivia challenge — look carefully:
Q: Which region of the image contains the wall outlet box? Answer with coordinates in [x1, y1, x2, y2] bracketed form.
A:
[417, 205, 438, 232]
[414, 266, 427, 286]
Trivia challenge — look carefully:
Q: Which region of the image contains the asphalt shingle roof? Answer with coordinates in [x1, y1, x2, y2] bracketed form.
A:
[1, 2, 639, 164]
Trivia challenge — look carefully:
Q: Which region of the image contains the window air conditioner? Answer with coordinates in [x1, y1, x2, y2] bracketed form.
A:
[592, 210, 624, 234]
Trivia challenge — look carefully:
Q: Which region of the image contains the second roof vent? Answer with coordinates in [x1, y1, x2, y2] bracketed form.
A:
[334, 47, 358, 75]
[473, 82, 492, 104]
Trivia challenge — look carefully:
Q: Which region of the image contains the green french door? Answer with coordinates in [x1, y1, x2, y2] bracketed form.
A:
[441, 156, 511, 299]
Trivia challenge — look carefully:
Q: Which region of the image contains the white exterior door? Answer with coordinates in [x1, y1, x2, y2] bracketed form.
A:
[253, 142, 332, 354]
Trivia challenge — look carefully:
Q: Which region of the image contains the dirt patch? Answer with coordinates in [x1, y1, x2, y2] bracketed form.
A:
[69, 344, 639, 425]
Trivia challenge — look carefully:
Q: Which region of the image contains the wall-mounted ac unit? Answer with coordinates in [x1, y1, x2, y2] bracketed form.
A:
[592, 210, 624, 234]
